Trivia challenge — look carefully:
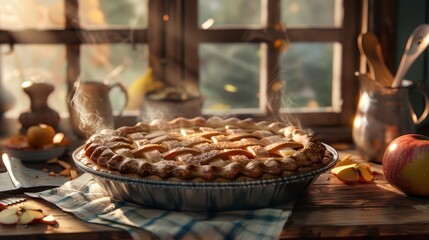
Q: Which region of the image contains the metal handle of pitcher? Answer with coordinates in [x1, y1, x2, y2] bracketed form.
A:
[109, 82, 129, 116]
[411, 88, 429, 125]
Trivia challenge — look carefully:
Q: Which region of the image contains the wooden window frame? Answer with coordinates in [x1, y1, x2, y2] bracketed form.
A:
[0, 1, 149, 88]
[179, 0, 362, 130]
[0, 0, 395, 142]
[0, 0, 153, 126]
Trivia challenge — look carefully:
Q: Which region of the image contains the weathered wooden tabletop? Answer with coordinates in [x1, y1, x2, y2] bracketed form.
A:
[1, 150, 429, 240]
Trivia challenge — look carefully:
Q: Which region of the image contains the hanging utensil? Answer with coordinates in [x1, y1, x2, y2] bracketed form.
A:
[358, 32, 394, 86]
[392, 24, 429, 88]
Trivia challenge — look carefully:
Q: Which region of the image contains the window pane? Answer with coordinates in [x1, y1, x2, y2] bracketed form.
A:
[198, 0, 264, 29]
[0, 0, 65, 29]
[279, 43, 336, 110]
[79, 0, 148, 29]
[281, 0, 343, 28]
[1, 45, 66, 117]
[81, 44, 149, 111]
[199, 43, 261, 113]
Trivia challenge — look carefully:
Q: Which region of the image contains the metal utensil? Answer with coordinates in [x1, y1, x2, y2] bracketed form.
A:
[392, 24, 429, 88]
[2, 153, 22, 189]
[358, 32, 394, 86]
[1, 153, 69, 190]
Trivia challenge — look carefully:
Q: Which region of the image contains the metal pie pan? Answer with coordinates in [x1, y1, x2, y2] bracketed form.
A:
[73, 143, 338, 211]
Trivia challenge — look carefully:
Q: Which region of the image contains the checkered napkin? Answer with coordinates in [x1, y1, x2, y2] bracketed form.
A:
[27, 173, 293, 240]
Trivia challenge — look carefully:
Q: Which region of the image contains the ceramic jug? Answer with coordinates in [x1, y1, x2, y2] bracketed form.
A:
[68, 80, 128, 138]
[352, 74, 429, 163]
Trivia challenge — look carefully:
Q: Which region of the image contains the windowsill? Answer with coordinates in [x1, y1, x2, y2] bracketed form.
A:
[0, 113, 354, 145]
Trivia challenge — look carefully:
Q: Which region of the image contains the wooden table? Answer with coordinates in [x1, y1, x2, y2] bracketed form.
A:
[1, 150, 429, 240]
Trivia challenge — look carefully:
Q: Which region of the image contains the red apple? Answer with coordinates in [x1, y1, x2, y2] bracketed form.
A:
[382, 134, 429, 197]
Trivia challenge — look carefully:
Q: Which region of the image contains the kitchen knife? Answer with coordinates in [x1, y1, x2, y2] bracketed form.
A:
[1, 153, 68, 190]
[2, 153, 22, 189]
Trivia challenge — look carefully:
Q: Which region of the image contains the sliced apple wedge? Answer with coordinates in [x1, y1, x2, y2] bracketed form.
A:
[40, 214, 57, 226]
[21, 202, 43, 212]
[331, 163, 358, 175]
[70, 169, 78, 180]
[333, 166, 360, 183]
[59, 168, 71, 177]
[331, 156, 374, 184]
[0, 208, 19, 224]
[335, 155, 355, 167]
[19, 210, 45, 225]
[358, 163, 374, 183]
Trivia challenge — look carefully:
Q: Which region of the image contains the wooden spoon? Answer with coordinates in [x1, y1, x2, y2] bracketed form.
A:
[358, 32, 394, 86]
[392, 24, 429, 88]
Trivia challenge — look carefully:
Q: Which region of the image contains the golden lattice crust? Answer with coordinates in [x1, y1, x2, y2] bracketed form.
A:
[81, 117, 332, 182]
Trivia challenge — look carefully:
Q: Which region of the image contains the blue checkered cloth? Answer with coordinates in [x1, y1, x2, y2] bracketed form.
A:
[28, 173, 293, 240]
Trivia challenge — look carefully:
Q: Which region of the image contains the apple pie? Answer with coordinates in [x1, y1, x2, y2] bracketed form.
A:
[81, 117, 332, 182]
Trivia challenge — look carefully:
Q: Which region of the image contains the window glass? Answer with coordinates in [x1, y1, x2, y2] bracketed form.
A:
[198, 0, 264, 29]
[279, 43, 337, 110]
[81, 44, 149, 111]
[0, 0, 65, 29]
[1, 45, 66, 116]
[281, 0, 343, 28]
[199, 43, 261, 113]
[79, 0, 148, 29]
[0, 0, 353, 127]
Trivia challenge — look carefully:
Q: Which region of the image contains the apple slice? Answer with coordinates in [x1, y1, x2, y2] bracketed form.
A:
[40, 214, 57, 226]
[58, 168, 71, 177]
[0, 208, 19, 224]
[21, 202, 43, 212]
[360, 163, 373, 174]
[336, 167, 360, 183]
[19, 210, 45, 225]
[331, 163, 360, 183]
[358, 163, 374, 183]
[335, 155, 355, 167]
[332, 155, 375, 184]
[70, 169, 78, 180]
[331, 163, 358, 175]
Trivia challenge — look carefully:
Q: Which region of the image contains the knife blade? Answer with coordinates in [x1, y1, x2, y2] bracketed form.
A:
[2, 153, 22, 189]
[0, 172, 16, 192]
[1, 153, 68, 190]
